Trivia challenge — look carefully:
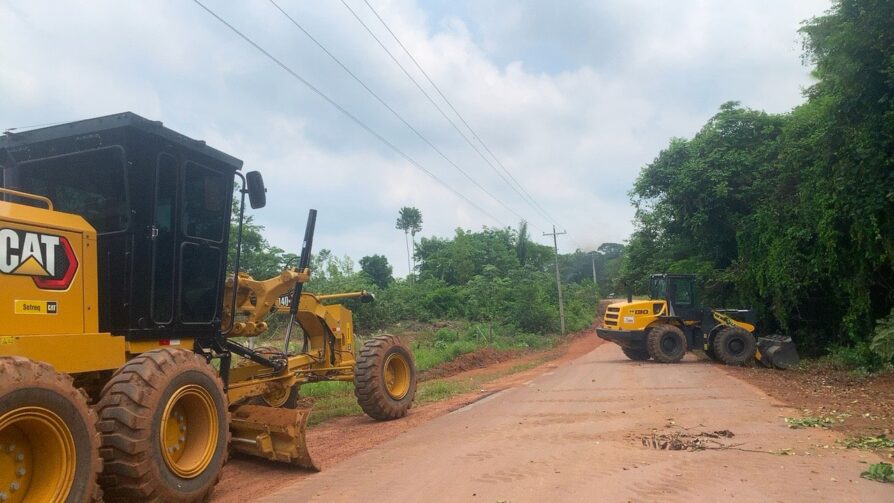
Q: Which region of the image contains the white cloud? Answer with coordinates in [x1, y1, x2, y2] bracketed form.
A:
[0, 0, 829, 277]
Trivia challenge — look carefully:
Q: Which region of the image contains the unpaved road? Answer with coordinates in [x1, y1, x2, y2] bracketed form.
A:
[262, 343, 891, 502]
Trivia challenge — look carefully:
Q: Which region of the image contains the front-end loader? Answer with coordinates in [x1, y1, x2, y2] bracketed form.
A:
[596, 274, 799, 367]
[0, 113, 416, 502]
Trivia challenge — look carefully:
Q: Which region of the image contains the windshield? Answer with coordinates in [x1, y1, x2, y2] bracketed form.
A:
[650, 276, 667, 300]
[2, 146, 129, 234]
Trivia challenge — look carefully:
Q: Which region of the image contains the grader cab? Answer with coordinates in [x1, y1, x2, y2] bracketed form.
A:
[0, 113, 416, 502]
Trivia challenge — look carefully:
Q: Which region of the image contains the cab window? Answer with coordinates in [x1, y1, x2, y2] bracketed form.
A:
[670, 277, 694, 307]
[182, 162, 228, 242]
[2, 146, 129, 234]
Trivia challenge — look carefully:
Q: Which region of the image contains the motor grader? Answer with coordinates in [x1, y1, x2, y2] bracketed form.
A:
[596, 274, 799, 367]
[0, 112, 417, 502]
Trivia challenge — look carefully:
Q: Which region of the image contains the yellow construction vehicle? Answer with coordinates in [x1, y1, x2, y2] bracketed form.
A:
[596, 274, 799, 367]
[0, 113, 417, 502]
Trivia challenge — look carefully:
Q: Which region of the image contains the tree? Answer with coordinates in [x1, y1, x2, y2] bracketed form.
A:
[395, 206, 423, 276]
[516, 221, 529, 266]
[360, 255, 394, 289]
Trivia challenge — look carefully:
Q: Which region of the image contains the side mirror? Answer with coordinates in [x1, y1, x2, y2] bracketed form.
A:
[246, 171, 267, 209]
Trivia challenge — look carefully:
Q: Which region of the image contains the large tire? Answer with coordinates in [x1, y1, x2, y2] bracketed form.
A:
[713, 326, 756, 366]
[0, 357, 102, 503]
[621, 347, 650, 361]
[354, 335, 417, 420]
[97, 348, 229, 502]
[646, 325, 686, 363]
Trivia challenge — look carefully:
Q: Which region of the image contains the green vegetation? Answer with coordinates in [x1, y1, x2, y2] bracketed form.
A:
[839, 435, 894, 450]
[784, 412, 848, 429]
[861, 462, 894, 483]
[620, 0, 894, 368]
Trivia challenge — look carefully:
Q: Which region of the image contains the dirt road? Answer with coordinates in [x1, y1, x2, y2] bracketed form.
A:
[262, 343, 891, 502]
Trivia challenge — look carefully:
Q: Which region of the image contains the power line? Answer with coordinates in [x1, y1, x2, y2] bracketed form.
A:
[267, 0, 528, 225]
[191, 0, 507, 227]
[360, 0, 559, 227]
[340, 0, 545, 231]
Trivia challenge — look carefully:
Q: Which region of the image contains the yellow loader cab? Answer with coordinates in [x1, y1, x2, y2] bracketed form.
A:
[0, 113, 417, 502]
[596, 274, 758, 365]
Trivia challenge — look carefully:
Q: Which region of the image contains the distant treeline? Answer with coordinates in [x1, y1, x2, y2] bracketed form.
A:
[619, 0, 894, 361]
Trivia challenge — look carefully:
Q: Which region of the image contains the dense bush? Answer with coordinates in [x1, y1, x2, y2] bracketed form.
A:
[621, 0, 894, 366]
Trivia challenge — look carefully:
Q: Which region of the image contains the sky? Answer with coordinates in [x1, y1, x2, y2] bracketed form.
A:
[0, 0, 830, 277]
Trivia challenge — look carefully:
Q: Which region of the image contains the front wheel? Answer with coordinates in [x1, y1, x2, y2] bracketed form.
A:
[0, 357, 102, 503]
[97, 348, 229, 502]
[354, 335, 417, 420]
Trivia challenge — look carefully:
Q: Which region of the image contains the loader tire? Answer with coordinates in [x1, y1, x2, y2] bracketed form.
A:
[713, 327, 755, 366]
[621, 347, 651, 361]
[97, 348, 229, 503]
[0, 357, 102, 503]
[354, 335, 417, 420]
[646, 325, 686, 363]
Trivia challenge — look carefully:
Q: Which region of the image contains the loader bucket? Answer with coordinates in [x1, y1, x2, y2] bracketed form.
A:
[229, 404, 320, 471]
[756, 335, 800, 370]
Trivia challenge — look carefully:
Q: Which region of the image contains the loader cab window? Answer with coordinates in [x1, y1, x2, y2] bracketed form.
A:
[650, 276, 667, 301]
[669, 277, 694, 308]
[1, 146, 129, 233]
[182, 162, 228, 242]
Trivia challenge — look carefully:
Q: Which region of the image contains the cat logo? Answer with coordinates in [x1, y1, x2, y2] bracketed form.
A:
[0, 228, 79, 291]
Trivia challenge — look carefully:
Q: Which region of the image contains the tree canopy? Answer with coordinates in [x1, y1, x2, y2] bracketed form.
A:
[621, 0, 894, 360]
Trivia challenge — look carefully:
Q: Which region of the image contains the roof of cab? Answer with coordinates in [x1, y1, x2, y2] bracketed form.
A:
[0, 112, 243, 170]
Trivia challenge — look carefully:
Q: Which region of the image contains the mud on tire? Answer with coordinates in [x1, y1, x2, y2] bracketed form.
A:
[354, 335, 417, 420]
[0, 357, 102, 503]
[621, 347, 650, 361]
[713, 326, 756, 366]
[96, 348, 229, 503]
[646, 324, 686, 363]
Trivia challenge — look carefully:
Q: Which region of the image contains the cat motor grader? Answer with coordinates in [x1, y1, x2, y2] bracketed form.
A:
[0, 112, 417, 502]
[596, 274, 799, 367]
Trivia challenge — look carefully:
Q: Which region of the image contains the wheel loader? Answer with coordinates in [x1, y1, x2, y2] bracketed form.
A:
[0, 113, 417, 502]
[596, 274, 799, 367]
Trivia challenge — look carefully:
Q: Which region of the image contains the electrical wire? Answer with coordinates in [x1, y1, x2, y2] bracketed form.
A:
[191, 0, 507, 227]
[267, 0, 528, 225]
[360, 0, 559, 226]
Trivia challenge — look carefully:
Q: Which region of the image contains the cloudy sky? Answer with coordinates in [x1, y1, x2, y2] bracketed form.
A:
[1, 0, 829, 276]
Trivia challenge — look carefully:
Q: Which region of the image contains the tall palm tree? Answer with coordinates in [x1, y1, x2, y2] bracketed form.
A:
[395, 206, 423, 277]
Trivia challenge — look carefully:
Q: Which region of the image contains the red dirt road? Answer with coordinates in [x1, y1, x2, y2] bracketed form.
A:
[262, 343, 891, 502]
[212, 332, 600, 502]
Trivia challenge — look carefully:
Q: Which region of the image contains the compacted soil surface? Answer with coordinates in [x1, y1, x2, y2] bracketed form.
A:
[256, 344, 891, 502]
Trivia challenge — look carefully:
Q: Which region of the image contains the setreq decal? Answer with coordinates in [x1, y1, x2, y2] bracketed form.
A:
[0, 228, 79, 290]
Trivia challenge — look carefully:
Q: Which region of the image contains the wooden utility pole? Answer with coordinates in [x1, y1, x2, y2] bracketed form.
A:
[543, 226, 567, 335]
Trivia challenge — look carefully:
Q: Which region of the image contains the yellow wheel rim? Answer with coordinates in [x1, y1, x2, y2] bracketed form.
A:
[160, 385, 218, 479]
[383, 353, 411, 400]
[0, 407, 76, 503]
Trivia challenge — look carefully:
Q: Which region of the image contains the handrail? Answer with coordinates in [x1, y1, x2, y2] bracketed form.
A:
[0, 187, 54, 211]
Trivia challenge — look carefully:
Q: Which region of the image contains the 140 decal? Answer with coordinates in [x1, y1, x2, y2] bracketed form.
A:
[0, 228, 79, 290]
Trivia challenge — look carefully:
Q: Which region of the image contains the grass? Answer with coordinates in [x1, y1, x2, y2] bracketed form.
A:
[861, 462, 894, 483]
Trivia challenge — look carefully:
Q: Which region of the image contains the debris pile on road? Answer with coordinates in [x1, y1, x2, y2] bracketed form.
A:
[638, 430, 735, 451]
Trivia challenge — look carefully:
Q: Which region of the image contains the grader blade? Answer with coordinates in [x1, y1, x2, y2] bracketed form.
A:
[229, 404, 320, 470]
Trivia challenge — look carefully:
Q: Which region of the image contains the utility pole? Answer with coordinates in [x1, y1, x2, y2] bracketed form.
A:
[543, 226, 567, 335]
[590, 251, 597, 285]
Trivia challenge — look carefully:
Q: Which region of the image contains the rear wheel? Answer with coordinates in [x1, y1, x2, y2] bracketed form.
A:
[97, 348, 229, 502]
[713, 327, 755, 366]
[354, 335, 417, 420]
[0, 357, 101, 503]
[646, 325, 686, 363]
[621, 347, 650, 361]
